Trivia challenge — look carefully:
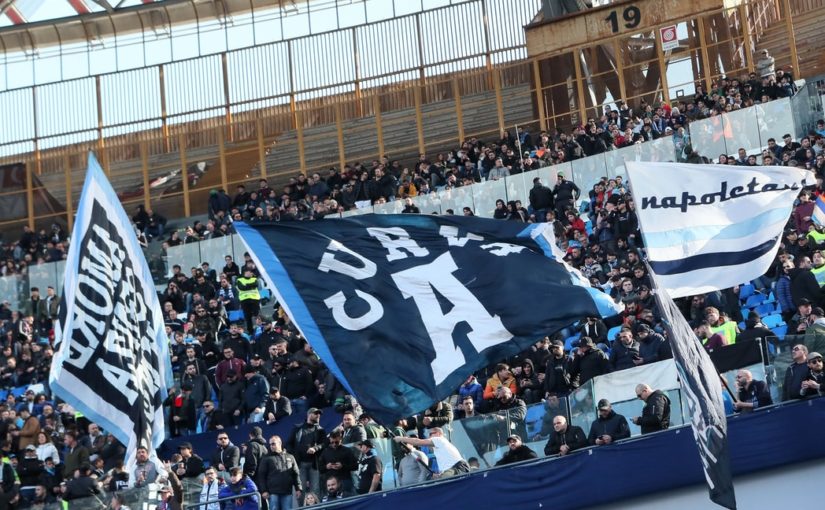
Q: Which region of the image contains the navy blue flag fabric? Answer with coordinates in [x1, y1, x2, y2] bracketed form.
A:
[235, 215, 622, 424]
[648, 262, 737, 509]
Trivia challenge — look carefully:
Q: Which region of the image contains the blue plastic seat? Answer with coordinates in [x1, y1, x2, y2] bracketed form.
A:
[564, 333, 581, 351]
[761, 314, 785, 329]
[744, 293, 767, 308]
[770, 324, 788, 340]
[738, 284, 756, 302]
[607, 325, 622, 343]
[754, 302, 777, 317]
[227, 309, 244, 323]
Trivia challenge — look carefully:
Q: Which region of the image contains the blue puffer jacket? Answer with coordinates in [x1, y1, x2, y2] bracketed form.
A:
[219, 477, 259, 510]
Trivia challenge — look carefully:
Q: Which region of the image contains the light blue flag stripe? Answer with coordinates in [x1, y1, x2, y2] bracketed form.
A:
[643, 207, 790, 249]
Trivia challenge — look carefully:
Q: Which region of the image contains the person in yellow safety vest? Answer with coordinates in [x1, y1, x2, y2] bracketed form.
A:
[704, 306, 738, 345]
[236, 267, 261, 334]
[810, 251, 825, 288]
[807, 226, 825, 249]
[695, 320, 728, 352]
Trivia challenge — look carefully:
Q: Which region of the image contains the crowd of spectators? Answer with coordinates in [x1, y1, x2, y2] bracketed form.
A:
[0, 63, 823, 509]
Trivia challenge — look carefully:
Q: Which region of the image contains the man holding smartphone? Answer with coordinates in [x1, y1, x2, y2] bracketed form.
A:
[588, 399, 631, 446]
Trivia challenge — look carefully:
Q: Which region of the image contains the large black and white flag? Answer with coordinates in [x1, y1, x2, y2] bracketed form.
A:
[648, 271, 736, 508]
[50, 153, 172, 482]
[234, 215, 622, 424]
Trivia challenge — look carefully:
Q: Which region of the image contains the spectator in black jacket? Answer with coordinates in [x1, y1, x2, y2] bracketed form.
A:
[733, 369, 773, 412]
[783, 344, 810, 401]
[317, 431, 358, 494]
[635, 324, 672, 366]
[495, 434, 537, 466]
[528, 177, 554, 220]
[570, 337, 610, 385]
[175, 442, 205, 480]
[588, 400, 631, 445]
[287, 408, 326, 497]
[63, 465, 100, 501]
[210, 433, 241, 476]
[610, 328, 641, 371]
[264, 387, 292, 425]
[544, 340, 574, 398]
[219, 371, 245, 427]
[257, 435, 302, 509]
[243, 426, 269, 479]
[578, 317, 607, 345]
[543, 415, 587, 456]
[632, 384, 671, 434]
[553, 172, 580, 218]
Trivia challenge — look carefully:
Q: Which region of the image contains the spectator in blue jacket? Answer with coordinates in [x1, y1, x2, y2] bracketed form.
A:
[457, 375, 483, 408]
[219, 467, 259, 510]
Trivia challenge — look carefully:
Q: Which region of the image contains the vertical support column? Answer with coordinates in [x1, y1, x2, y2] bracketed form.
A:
[141, 141, 151, 210]
[95, 75, 104, 155]
[256, 118, 267, 179]
[218, 127, 228, 191]
[179, 133, 191, 218]
[288, 41, 298, 130]
[655, 30, 671, 105]
[335, 104, 346, 173]
[532, 59, 547, 132]
[493, 68, 505, 135]
[572, 49, 587, 124]
[373, 95, 385, 158]
[352, 29, 363, 117]
[452, 78, 465, 143]
[63, 153, 74, 232]
[414, 85, 425, 155]
[25, 161, 34, 230]
[480, 0, 493, 71]
[782, 0, 799, 75]
[698, 15, 714, 91]
[159, 64, 170, 152]
[739, 4, 755, 73]
[296, 111, 307, 176]
[415, 13, 426, 85]
[221, 52, 233, 141]
[612, 40, 627, 103]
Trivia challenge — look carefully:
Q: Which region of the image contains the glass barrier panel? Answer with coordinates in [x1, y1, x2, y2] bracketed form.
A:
[609, 388, 684, 437]
[571, 154, 608, 193]
[232, 234, 250, 269]
[199, 236, 235, 277]
[722, 106, 761, 156]
[54, 260, 67, 290]
[345, 206, 375, 216]
[166, 243, 203, 278]
[756, 97, 797, 148]
[471, 178, 507, 218]
[414, 192, 442, 215]
[603, 144, 641, 179]
[373, 200, 404, 214]
[688, 115, 728, 162]
[504, 171, 529, 210]
[27, 263, 59, 297]
[642, 136, 679, 163]
[568, 379, 596, 438]
[0, 274, 26, 312]
[524, 397, 570, 445]
[438, 186, 475, 216]
[449, 412, 510, 469]
[536, 162, 572, 189]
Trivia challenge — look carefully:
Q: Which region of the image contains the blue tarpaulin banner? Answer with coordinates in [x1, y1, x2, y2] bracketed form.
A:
[234, 215, 622, 424]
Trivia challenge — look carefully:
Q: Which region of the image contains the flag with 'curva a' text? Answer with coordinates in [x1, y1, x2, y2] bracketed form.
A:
[234, 215, 622, 424]
[626, 162, 813, 298]
[50, 153, 172, 484]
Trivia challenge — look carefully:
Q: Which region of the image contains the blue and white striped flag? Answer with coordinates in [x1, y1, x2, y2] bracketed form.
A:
[50, 153, 172, 484]
[626, 162, 813, 298]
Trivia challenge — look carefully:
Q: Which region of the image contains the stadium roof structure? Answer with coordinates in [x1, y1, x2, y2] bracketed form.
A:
[0, 0, 336, 53]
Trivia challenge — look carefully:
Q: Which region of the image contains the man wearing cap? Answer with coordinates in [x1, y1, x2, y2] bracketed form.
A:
[570, 336, 610, 385]
[243, 365, 270, 423]
[264, 387, 292, 425]
[257, 435, 302, 510]
[318, 430, 358, 495]
[355, 439, 383, 495]
[588, 399, 630, 445]
[218, 370, 245, 427]
[553, 171, 580, 219]
[165, 383, 196, 437]
[17, 444, 42, 487]
[635, 324, 671, 365]
[544, 415, 587, 456]
[801, 352, 825, 398]
[544, 339, 573, 399]
[287, 408, 326, 497]
[237, 267, 261, 334]
[804, 307, 825, 349]
[495, 434, 537, 466]
[157, 484, 182, 510]
[791, 297, 813, 333]
[733, 369, 773, 413]
[175, 442, 205, 479]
